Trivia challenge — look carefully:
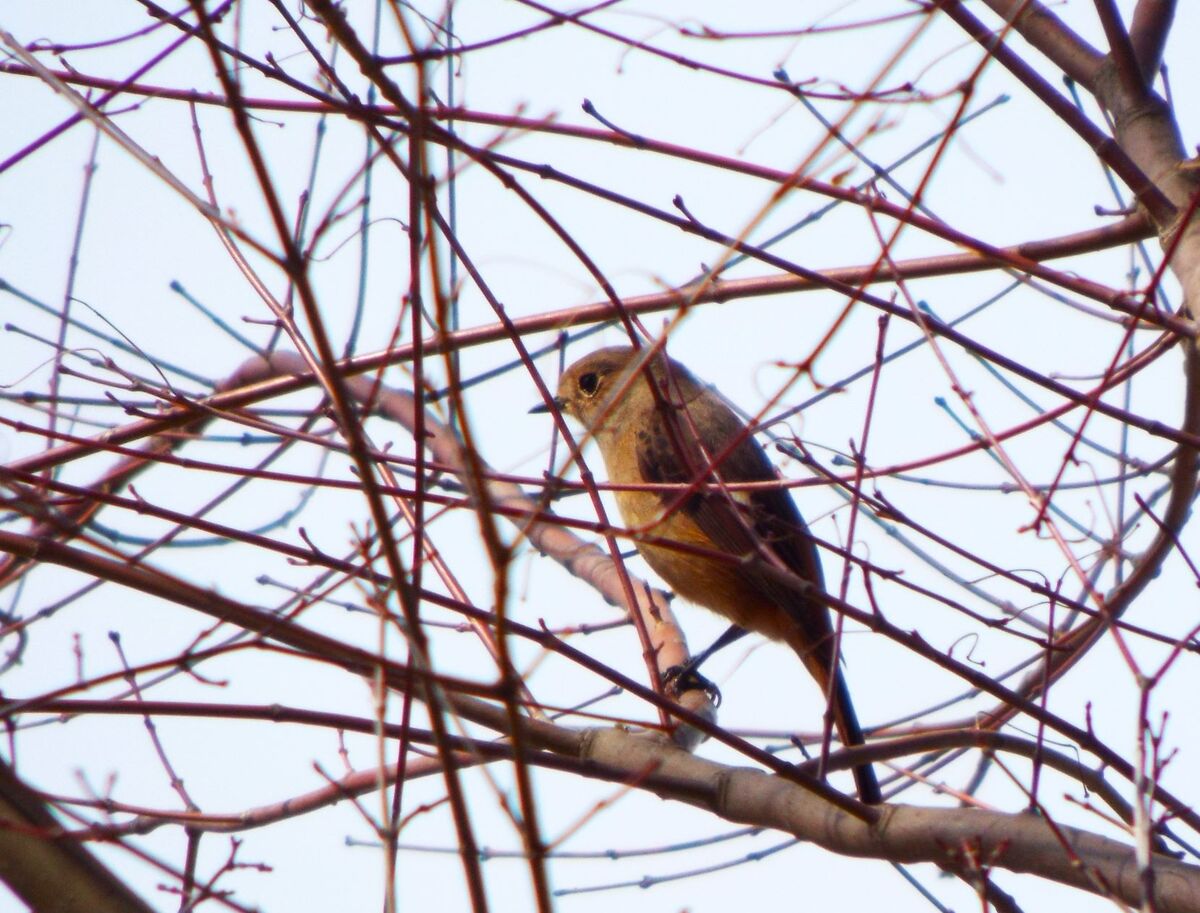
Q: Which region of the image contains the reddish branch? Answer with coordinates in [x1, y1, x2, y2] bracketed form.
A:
[1128, 0, 1176, 82]
[3, 3, 1200, 904]
[940, 0, 1200, 761]
[979, 0, 1103, 85]
[4, 700, 1166, 853]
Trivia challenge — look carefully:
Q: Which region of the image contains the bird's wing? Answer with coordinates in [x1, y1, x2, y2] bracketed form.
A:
[634, 400, 835, 663]
[636, 397, 878, 797]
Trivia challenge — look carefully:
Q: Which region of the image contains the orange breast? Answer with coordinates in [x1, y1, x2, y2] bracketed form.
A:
[619, 496, 797, 643]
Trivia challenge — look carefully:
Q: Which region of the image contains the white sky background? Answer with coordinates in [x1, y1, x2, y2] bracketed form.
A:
[1, 2, 1199, 912]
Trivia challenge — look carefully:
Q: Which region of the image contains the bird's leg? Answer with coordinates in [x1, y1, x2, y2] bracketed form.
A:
[662, 624, 748, 706]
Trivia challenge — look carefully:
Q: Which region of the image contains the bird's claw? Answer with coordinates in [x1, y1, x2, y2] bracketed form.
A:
[663, 663, 722, 707]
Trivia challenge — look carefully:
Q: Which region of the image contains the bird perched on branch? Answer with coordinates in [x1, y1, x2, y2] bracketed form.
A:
[536, 345, 879, 804]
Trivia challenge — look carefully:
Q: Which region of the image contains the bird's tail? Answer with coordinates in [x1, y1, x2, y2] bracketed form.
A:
[794, 643, 881, 804]
[828, 666, 881, 804]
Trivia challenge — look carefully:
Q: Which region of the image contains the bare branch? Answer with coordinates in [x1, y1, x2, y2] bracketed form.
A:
[1129, 0, 1177, 83]
[980, 0, 1104, 86]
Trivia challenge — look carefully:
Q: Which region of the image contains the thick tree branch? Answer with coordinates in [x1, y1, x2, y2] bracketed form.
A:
[0, 760, 156, 913]
[1128, 0, 1176, 82]
[577, 729, 1200, 910]
[943, 1, 1175, 224]
[10, 699, 1200, 903]
[1094, 0, 1150, 100]
[980, 0, 1104, 86]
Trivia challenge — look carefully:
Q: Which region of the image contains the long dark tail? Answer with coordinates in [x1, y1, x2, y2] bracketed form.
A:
[795, 642, 881, 804]
[828, 666, 881, 804]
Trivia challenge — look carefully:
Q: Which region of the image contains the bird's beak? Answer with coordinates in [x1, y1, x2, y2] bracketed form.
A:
[529, 396, 565, 415]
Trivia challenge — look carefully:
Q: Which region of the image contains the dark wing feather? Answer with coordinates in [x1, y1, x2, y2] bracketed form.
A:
[637, 394, 881, 801]
[634, 398, 836, 666]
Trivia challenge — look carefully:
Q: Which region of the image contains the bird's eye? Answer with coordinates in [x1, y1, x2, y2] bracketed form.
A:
[578, 372, 600, 396]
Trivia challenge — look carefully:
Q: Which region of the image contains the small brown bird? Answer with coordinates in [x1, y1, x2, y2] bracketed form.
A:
[543, 345, 879, 803]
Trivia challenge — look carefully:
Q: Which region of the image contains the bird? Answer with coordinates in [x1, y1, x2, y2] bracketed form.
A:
[539, 345, 880, 803]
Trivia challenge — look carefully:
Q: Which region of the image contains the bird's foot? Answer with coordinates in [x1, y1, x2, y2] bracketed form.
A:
[663, 663, 722, 706]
